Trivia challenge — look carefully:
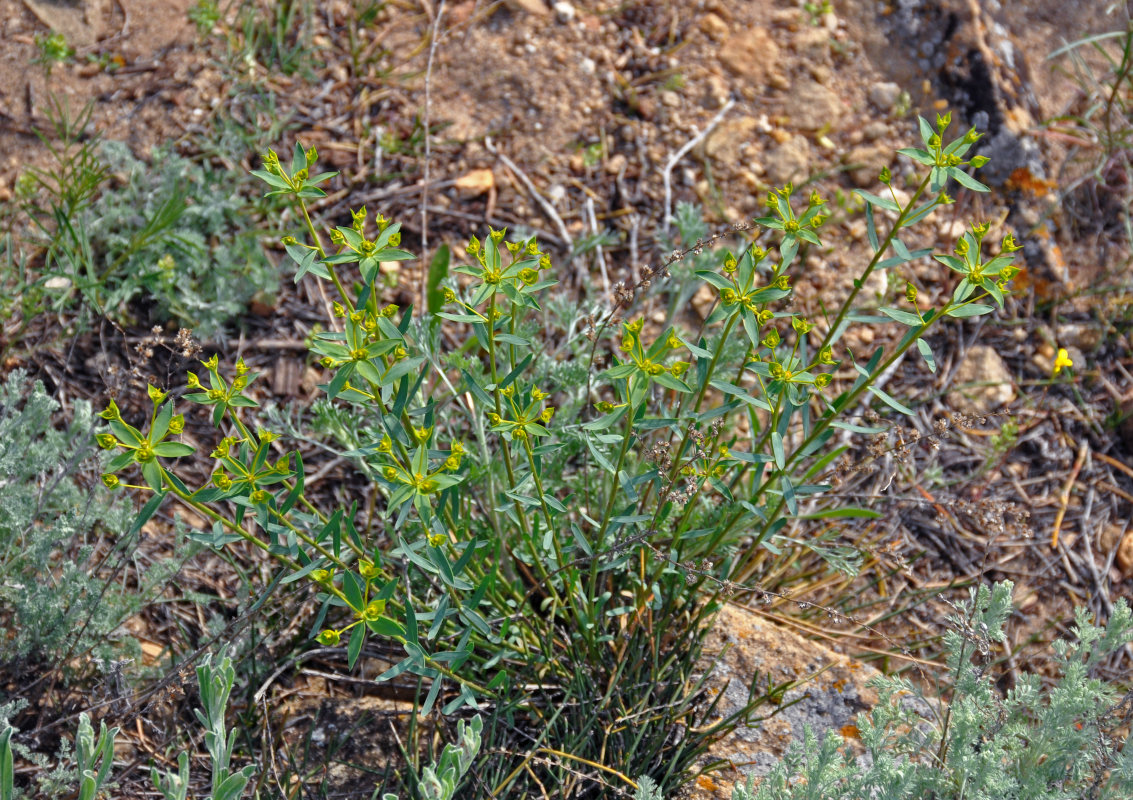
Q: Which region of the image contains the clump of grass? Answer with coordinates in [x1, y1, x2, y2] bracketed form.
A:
[1048, 16, 1133, 250]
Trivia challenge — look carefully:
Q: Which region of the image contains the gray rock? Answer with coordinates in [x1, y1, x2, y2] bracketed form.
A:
[683, 604, 881, 799]
[948, 345, 1016, 414]
[868, 81, 902, 111]
[791, 81, 846, 131]
[765, 135, 811, 186]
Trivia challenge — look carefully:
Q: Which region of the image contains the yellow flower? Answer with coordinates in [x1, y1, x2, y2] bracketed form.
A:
[317, 629, 340, 646]
[363, 599, 386, 621]
[99, 399, 121, 421]
[1053, 348, 1073, 376]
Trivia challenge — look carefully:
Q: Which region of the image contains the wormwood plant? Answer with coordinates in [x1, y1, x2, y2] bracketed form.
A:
[737, 582, 1133, 800]
[0, 711, 116, 800]
[99, 114, 1019, 795]
[14, 134, 277, 339]
[0, 658, 483, 800]
[1, 657, 254, 800]
[0, 372, 163, 675]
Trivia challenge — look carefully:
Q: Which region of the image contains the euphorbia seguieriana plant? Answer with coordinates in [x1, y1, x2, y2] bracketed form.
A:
[99, 113, 1020, 713]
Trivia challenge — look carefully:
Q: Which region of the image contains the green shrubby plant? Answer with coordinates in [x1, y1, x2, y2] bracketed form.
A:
[737, 581, 1133, 800]
[151, 657, 256, 800]
[1, 695, 119, 800]
[100, 114, 1020, 795]
[8, 101, 278, 344]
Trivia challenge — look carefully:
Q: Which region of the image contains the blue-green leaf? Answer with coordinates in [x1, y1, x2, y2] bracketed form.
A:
[917, 338, 937, 372]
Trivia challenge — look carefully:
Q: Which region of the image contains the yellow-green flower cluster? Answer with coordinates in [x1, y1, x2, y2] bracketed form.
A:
[933, 221, 1022, 307]
[449, 229, 554, 316]
[487, 386, 556, 443]
[759, 184, 827, 245]
[185, 355, 261, 427]
[96, 386, 195, 492]
[207, 427, 293, 507]
[602, 318, 692, 394]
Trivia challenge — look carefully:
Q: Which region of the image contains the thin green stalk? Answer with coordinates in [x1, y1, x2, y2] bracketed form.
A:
[297, 197, 353, 314]
[816, 172, 933, 356]
[641, 313, 739, 533]
[728, 294, 988, 583]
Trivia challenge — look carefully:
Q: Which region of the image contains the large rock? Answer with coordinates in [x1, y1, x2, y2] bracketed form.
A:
[789, 80, 847, 131]
[718, 27, 783, 90]
[680, 603, 880, 799]
[947, 344, 1016, 414]
[765, 135, 811, 186]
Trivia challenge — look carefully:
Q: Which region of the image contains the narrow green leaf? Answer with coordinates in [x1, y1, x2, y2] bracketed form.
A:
[461, 369, 494, 408]
[128, 491, 165, 537]
[946, 303, 994, 318]
[347, 625, 365, 670]
[771, 431, 786, 471]
[853, 189, 900, 213]
[949, 168, 989, 193]
[865, 204, 879, 252]
[879, 306, 924, 327]
[152, 442, 195, 458]
[868, 384, 914, 415]
[801, 507, 883, 520]
[917, 338, 937, 373]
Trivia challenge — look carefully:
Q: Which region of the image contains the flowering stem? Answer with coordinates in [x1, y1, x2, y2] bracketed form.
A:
[729, 305, 959, 583]
[817, 172, 933, 356]
[297, 197, 353, 315]
[642, 313, 739, 532]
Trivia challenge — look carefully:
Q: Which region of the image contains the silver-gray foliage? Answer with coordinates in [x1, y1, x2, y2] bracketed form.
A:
[0, 371, 142, 668]
[737, 581, 1133, 800]
[383, 715, 483, 800]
